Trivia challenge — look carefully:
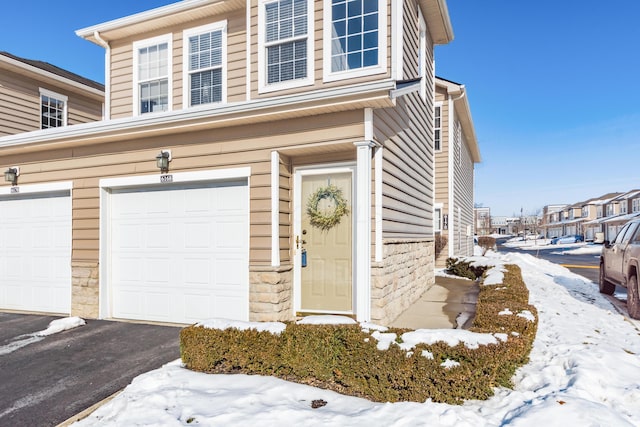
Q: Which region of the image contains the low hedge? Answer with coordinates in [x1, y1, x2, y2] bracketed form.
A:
[180, 264, 538, 404]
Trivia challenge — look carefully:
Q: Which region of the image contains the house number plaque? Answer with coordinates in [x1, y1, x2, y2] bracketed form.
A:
[160, 174, 173, 183]
[10, 186, 19, 194]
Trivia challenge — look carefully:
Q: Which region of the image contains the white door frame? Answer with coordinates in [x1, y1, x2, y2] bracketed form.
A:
[293, 163, 356, 315]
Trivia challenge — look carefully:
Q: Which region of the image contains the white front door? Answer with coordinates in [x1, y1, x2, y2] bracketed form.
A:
[108, 180, 249, 324]
[0, 191, 71, 314]
[295, 166, 355, 314]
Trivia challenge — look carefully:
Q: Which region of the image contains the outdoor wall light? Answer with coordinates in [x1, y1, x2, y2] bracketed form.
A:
[156, 150, 172, 173]
[4, 167, 19, 185]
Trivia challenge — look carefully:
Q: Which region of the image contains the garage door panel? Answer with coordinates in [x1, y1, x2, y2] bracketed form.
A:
[110, 181, 249, 324]
[0, 192, 71, 314]
[185, 258, 211, 284]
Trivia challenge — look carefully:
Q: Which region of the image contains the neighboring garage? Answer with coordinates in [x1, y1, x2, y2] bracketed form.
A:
[0, 185, 72, 314]
[102, 173, 250, 324]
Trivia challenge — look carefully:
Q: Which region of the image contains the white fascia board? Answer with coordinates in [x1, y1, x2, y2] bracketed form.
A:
[0, 79, 396, 149]
[75, 0, 219, 39]
[0, 55, 104, 97]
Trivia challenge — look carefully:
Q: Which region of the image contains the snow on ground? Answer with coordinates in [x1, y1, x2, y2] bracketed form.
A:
[503, 236, 605, 256]
[550, 245, 603, 256]
[0, 316, 85, 356]
[73, 254, 640, 426]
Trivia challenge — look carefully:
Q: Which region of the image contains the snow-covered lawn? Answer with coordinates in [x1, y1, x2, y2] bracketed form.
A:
[73, 253, 640, 426]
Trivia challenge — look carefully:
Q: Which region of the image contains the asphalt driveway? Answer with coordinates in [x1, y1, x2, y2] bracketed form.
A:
[0, 312, 181, 426]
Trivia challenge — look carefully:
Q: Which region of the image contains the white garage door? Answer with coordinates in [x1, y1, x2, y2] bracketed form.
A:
[0, 191, 72, 314]
[109, 180, 249, 324]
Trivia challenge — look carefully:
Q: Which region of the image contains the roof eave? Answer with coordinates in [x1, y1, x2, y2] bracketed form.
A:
[439, 79, 481, 163]
[76, 0, 242, 44]
[0, 79, 396, 152]
[0, 55, 104, 98]
[419, 0, 454, 45]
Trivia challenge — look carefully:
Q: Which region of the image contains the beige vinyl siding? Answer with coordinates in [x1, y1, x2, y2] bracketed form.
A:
[374, 91, 433, 238]
[109, 9, 246, 118]
[370, 8, 434, 239]
[0, 110, 363, 265]
[106, 0, 395, 117]
[108, 42, 134, 119]
[434, 88, 448, 211]
[402, 0, 419, 80]
[451, 115, 475, 257]
[0, 68, 102, 135]
[68, 96, 103, 126]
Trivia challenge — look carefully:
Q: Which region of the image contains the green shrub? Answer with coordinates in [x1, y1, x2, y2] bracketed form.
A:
[446, 257, 487, 280]
[181, 264, 538, 404]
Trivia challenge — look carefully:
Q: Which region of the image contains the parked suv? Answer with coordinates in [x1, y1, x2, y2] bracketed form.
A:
[599, 218, 640, 319]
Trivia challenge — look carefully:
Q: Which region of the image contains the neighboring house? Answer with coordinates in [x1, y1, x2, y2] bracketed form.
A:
[491, 216, 507, 235]
[540, 204, 566, 238]
[474, 207, 491, 236]
[601, 190, 640, 240]
[0, 0, 454, 326]
[0, 52, 104, 136]
[433, 77, 481, 267]
[581, 192, 624, 241]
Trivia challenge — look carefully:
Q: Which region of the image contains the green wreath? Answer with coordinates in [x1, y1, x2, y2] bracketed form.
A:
[306, 184, 350, 231]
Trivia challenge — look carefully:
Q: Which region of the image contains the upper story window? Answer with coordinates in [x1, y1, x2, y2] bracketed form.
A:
[184, 22, 227, 107]
[434, 104, 442, 151]
[133, 35, 172, 115]
[621, 201, 628, 214]
[454, 120, 461, 165]
[258, 0, 314, 92]
[597, 206, 603, 218]
[40, 88, 67, 129]
[582, 206, 588, 217]
[606, 204, 614, 216]
[323, 0, 387, 82]
[633, 198, 640, 213]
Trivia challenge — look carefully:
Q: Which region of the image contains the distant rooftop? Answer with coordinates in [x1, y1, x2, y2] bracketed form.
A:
[0, 51, 104, 92]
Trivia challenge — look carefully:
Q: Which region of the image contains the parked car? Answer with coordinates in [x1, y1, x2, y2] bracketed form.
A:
[599, 219, 640, 319]
[550, 235, 584, 244]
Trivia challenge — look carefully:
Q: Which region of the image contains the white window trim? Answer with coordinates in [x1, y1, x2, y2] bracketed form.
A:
[39, 88, 68, 128]
[0, 180, 72, 196]
[182, 21, 228, 108]
[418, 9, 426, 101]
[132, 34, 173, 116]
[391, 0, 403, 81]
[322, 0, 387, 83]
[434, 101, 443, 152]
[434, 203, 443, 232]
[257, 0, 315, 94]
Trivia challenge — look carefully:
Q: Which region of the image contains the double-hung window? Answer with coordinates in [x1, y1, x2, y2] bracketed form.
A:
[259, 0, 313, 92]
[184, 22, 227, 107]
[40, 88, 67, 129]
[134, 35, 171, 115]
[324, 0, 386, 81]
[434, 104, 442, 151]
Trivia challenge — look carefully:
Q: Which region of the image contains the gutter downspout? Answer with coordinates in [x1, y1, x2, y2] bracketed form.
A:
[447, 86, 465, 258]
[93, 31, 111, 120]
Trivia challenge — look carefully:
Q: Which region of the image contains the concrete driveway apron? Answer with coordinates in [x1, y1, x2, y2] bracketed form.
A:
[0, 312, 180, 426]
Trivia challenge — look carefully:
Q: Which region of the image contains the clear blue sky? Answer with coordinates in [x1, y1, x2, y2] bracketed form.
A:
[1, 1, 639, 217]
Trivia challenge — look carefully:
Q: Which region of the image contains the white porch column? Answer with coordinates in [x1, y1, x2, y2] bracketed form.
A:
[270, 151, 280, 267]
[354, 140, 375, 322]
